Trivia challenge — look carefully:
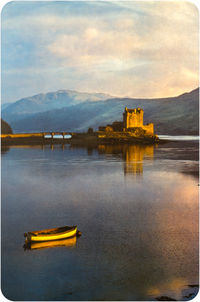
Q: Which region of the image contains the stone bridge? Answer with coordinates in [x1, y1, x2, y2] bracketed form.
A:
[1, 132, 75, 139]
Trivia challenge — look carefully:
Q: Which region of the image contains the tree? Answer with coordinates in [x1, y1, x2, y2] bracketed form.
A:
[1, 119, 13, 134]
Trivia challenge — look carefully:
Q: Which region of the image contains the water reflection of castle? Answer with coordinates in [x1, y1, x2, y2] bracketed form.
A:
[124, 145, 154, 175]
[98, 144, 155, 175]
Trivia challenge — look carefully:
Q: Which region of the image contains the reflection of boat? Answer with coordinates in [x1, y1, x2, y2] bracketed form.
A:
[24, 225, 81, 242]
[24, 236, 77, 250]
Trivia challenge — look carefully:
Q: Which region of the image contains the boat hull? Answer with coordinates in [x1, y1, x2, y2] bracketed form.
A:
[25, 225, 79, 242]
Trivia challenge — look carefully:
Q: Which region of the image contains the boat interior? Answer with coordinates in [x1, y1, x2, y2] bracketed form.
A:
[28, 225, 77, 236]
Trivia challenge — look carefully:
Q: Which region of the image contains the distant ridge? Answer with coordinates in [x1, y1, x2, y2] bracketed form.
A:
[2, 90, 113, 115]
[2, 88, 199, 135]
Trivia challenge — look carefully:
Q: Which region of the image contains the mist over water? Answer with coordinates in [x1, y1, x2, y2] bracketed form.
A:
[1, 141, 199, 301]
[158, 135, 199, 141]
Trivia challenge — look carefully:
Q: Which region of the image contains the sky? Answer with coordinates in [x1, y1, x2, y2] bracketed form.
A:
[1, 0, 199, 104]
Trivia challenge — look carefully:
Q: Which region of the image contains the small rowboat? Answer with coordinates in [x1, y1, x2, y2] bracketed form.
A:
[24, 225, 81, 243]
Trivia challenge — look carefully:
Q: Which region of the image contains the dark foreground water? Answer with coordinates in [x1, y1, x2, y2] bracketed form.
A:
[1, 140, 199, 301]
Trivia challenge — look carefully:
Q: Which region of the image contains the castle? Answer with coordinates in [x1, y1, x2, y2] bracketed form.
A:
[123, 107, 154, 135]
[99, 107, 154, 135]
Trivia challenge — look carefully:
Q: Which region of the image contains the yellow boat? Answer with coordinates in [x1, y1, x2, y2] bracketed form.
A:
[24, 225, 80, 242]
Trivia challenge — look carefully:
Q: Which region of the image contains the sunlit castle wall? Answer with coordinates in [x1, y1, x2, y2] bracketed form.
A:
[142, 123, 154, 135]
[123, 107, 144, 128]
[123, 107, 154, 135]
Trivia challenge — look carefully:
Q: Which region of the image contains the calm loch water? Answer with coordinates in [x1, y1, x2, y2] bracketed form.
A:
[1, 140, 199, 301]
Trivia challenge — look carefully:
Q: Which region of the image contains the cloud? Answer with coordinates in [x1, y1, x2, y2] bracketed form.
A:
[1, 1, 199, 102]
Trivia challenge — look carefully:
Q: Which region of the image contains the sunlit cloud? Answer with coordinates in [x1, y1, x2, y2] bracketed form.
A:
[1, 1, 199, 103]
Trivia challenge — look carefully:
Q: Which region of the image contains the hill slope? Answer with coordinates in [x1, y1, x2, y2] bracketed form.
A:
[2, 88, 199, 135]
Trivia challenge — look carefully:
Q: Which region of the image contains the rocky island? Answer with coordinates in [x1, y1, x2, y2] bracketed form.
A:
[69, 107, 159, 146]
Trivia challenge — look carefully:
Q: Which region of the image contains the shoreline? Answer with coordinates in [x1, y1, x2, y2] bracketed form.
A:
[1, 132, 166, 147]
[154, 284, 199, 301]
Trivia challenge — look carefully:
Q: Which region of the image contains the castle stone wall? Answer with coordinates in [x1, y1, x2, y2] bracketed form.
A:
[123, 107, 144, 128]
[142, 123, 154, 135]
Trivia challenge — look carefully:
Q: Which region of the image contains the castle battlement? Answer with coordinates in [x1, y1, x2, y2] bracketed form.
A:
[124, 107, 143, 113]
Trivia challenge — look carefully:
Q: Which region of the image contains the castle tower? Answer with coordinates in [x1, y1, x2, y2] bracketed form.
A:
[123, 107, 144, 129]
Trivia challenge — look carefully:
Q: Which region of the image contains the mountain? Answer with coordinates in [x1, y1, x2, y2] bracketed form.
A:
[2, 90, 112, 115]
[2, 88, 199, 135]
[1, 119, 13, 134]
[1, 103, 11, 110]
